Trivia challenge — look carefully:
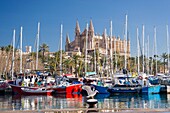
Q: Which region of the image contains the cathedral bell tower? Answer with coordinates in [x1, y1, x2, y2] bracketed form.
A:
[65, 34, 70, 51]
[88, 20, 94, 49]
[75, 20, 81, 48]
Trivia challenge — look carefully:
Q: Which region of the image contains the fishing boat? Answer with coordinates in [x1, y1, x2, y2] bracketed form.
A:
[83, 74, 110, 94]
[108, 84, 142, 93]
[48, 24, 82, 94]
[140, 77, 161, 94]
[9, 83, 39, 95]
[141, 85, 161, 94]
[92, 84, 109, 94]
[21, 87, 53, 96]
[108, 75, 142, 93]
[48, 83, 82, 94]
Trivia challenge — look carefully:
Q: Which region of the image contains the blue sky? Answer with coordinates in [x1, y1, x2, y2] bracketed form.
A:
[0, 0, 170, 56]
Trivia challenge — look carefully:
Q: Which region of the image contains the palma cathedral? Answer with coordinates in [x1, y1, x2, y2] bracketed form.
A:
[65, 20, 130, 57]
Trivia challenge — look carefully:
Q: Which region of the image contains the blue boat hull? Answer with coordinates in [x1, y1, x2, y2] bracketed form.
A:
[93, 85, 109, 94]
[142, 85, 161, 94]
[108, 85, 142, 93]
[108, 88, 141, 93]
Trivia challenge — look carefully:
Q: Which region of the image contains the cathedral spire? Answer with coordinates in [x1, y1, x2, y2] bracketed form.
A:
[75, 20, 80, 36]
[89, 19, 94, 32]
[66, 33, 70, 44]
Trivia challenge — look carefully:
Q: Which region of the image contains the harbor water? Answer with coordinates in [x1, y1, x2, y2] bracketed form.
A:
[0, 93, 170, 112]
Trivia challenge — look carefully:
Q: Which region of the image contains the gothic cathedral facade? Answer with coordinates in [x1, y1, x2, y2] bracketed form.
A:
[65, 20, 130, 57]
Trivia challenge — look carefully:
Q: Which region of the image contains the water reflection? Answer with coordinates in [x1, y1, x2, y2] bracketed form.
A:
[11, 94, 85, 110]
[0, 93, 169, 111]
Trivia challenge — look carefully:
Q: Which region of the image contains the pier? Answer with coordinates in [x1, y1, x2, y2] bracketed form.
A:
[1, 108, 170, 113]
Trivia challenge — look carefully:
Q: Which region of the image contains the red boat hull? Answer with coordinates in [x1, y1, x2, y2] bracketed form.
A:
[66, 84, 82, 94]
[9, 83, 82, 94]
[9, 84, 39, 95]
[51, 84, 82, 94]
[48, 86, 66, 94]
[22, 90, 53, 96]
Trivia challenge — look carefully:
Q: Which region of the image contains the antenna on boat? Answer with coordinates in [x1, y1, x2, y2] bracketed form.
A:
[20, 26, 23, 74]
[60, 24, 63, 76]
[12, 29, 15, 81]
[36, 22, 40, 70]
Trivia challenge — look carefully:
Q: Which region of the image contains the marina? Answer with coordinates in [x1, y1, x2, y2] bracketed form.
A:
[1, 0, 170, 112]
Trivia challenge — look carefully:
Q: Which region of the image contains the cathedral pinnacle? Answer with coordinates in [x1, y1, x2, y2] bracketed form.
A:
[89, 20, 94, 32]
[66, 34, 70, 44]
[75, 20, 80, 35]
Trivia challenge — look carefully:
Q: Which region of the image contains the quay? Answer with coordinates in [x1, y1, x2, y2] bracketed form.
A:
[1, 108, 170, 113]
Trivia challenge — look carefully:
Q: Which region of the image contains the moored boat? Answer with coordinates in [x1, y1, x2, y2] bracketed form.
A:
[48, 83, 82, 94]
[108, 84, 142, 93]
[9, 83, 39, 95]
[108, 75, 142, 93]
[92, 84, 109, 94]
[139, 76, 161, 94]
[21, 87, 53, 96]
[49, 75, 82, 94]
[0, 80, 10, 94]
[142, 85, 161, 94]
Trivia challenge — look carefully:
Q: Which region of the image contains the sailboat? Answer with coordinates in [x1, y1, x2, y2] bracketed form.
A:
[81, 22, 110, 94]
[92, 27, 110, 94]
[9, 25, 41, 95]
[108, 15, 143, 94]
[140, 26, 161, 94]
[48, 24, 82, 94]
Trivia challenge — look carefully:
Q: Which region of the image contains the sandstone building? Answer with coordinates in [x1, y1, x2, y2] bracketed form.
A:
[65, 20, 130, 57]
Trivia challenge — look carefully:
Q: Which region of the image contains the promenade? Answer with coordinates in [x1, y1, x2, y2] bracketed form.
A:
[1, 108, 170, 113]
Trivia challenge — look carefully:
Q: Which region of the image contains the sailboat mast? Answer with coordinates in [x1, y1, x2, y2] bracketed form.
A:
[110, 20, 113, 74]
[85, 23, 88, 76]
[154, 27, 157, 74]
[36, 22, 40, 70]
[60, 24, 63, 76]
[142, 25, 145, 73]
[124, 14, 128, 69]
[12, 29, 15, 81]
[151, 43, 154, 75]
[94, 49, 96, 73]
[137, 27, 140, 73]
[105, 28, 108, 77]
[167, 25, 169, 73]
[147, 35, 150, 75]
[20, 26, 23, 73]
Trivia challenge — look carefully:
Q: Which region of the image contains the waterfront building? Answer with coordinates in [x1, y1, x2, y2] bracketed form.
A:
[65, 20, 130, 57]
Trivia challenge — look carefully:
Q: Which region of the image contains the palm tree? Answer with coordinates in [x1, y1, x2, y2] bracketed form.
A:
[77, 59, 84, 77]
[128, 56, 136, 72]
[39, 43, 49, 63]
[160, 52, 168, 73]
[71, 54, 80, 77]
[52, 50, 65, 75]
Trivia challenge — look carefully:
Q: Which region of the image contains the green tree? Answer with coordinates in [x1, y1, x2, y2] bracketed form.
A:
[160, 53, 168, 73]
[39, 43, 49, 63]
